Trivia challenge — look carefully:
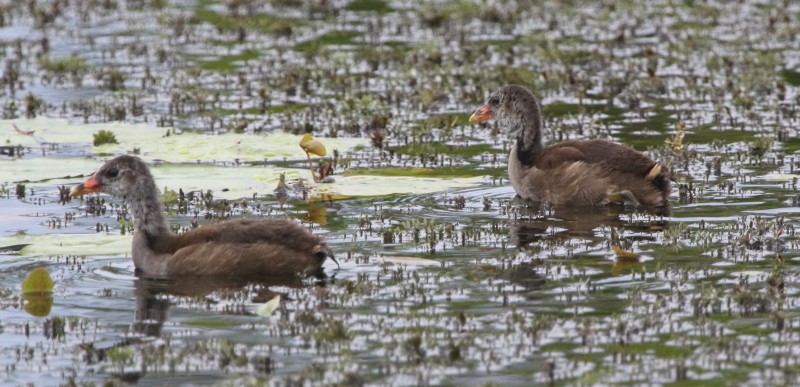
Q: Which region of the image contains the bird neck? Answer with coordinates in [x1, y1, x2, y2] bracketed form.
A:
[124, 176, 172, 240]
[512, 100, 543, 167]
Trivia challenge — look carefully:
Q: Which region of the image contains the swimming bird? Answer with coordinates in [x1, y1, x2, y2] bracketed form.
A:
[469, 85, 670, 206]
[70, 155, 336, 278]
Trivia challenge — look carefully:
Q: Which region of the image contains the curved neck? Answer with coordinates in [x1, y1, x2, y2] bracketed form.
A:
[512, 99, 543, 167]
[124, 176, 172, 240]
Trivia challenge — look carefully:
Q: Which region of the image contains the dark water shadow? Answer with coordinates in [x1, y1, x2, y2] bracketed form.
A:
[497, 201, 671, 295]
[78, 275, 321, 384]
[511, 200, 671, 247]
[132, 275, 313, 337]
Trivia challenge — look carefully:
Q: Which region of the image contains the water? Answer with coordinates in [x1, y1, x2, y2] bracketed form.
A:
[1, 0, 800, 385]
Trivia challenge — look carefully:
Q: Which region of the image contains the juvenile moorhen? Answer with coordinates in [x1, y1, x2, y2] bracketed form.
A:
[470, 85, 671, 207]
[70, 155, 335, 278]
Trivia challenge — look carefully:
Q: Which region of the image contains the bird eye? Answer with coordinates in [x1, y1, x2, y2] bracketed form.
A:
[105, 168, 119, 178]
[488, 96, 500, 106]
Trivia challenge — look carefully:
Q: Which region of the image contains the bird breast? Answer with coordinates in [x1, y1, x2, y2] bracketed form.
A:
[508, 142, 527, 195]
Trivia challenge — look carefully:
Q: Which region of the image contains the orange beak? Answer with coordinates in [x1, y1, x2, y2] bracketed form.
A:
[469, 105, 492, 124]
[69, 175, 100, 197]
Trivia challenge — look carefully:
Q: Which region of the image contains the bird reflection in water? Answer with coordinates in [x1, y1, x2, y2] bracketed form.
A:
[132, 275, 315, 337]
[78, 275, 324, 384]
[511, 200, 670, 247]
[495, 200, 671, 294]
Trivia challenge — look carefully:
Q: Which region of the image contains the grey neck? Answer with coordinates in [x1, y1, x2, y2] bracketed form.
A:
[125, 178, 171, 240]
[512, 100, 543, 166]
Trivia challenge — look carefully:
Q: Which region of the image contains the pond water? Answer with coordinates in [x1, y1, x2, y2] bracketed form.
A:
[1, 0, 800, 385]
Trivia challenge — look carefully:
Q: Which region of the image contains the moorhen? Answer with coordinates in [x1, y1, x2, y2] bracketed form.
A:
[470, 85, 671, 207]
[70, 155, 335, 278]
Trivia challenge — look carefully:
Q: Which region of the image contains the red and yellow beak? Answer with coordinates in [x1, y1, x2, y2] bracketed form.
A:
[469, 105, 493, 124]
[69, 175, 101, 197]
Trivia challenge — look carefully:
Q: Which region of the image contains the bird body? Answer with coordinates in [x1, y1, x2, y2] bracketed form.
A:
[471, 85, 670, 207]
[71, 155, 334, 278]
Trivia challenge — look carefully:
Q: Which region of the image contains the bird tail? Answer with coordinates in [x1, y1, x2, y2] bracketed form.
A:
[645, 164, 662, 181]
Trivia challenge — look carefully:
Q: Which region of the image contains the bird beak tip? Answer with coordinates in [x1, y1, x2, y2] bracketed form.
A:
[70, 176, 100, 197]
[469, 105, 491, 124]
[69, 184, 87, 197]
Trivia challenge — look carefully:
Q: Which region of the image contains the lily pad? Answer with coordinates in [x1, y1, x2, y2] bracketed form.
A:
[153, 163, 480, 200]
[377, 255, 440, 267]
[256, 295, 281, 316]
[0, 157, 102, 184]
[3, 156, 484, 199]
[0, 233, 131, 258]
[1, 117, 368, 163]
[318, 175, 484, 197]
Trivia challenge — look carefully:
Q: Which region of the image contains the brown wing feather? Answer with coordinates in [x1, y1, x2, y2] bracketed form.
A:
[533, 146, 587, 169]
[165, 242, 323, 277]
[525, 139, 671, 206]
[522, 161, 670, 207]
[534, 139, 659, 177]
[154, 219, 323, 255]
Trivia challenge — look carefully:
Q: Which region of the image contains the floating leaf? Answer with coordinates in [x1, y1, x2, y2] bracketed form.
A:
[256, 295, 281, 317]
[0, 233, 131, 258]
[22, 267, 54, 295]
[23, 294, 53, 317]
[1, 117, 365, 163]
[0, 243, 30, 252]
[761, 173, 797, 182]
[22, 270, 55, 316]
[310, 175, 481, 198]
[378, 256, 440, 267]
[3, 148, 482, 205]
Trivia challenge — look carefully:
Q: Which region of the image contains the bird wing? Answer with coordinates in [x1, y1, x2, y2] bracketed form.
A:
[165, 242, 321, 277]
[533, 139, 666, 180]
[154, 219, 322, 255]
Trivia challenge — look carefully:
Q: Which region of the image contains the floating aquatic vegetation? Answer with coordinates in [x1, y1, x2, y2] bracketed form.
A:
[0, 0, 798, 385]
[21, 267, 54, 317]
[0, 233, 131, 258]
[21, 267, 54, 295]
[256, 295, 281, 317]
